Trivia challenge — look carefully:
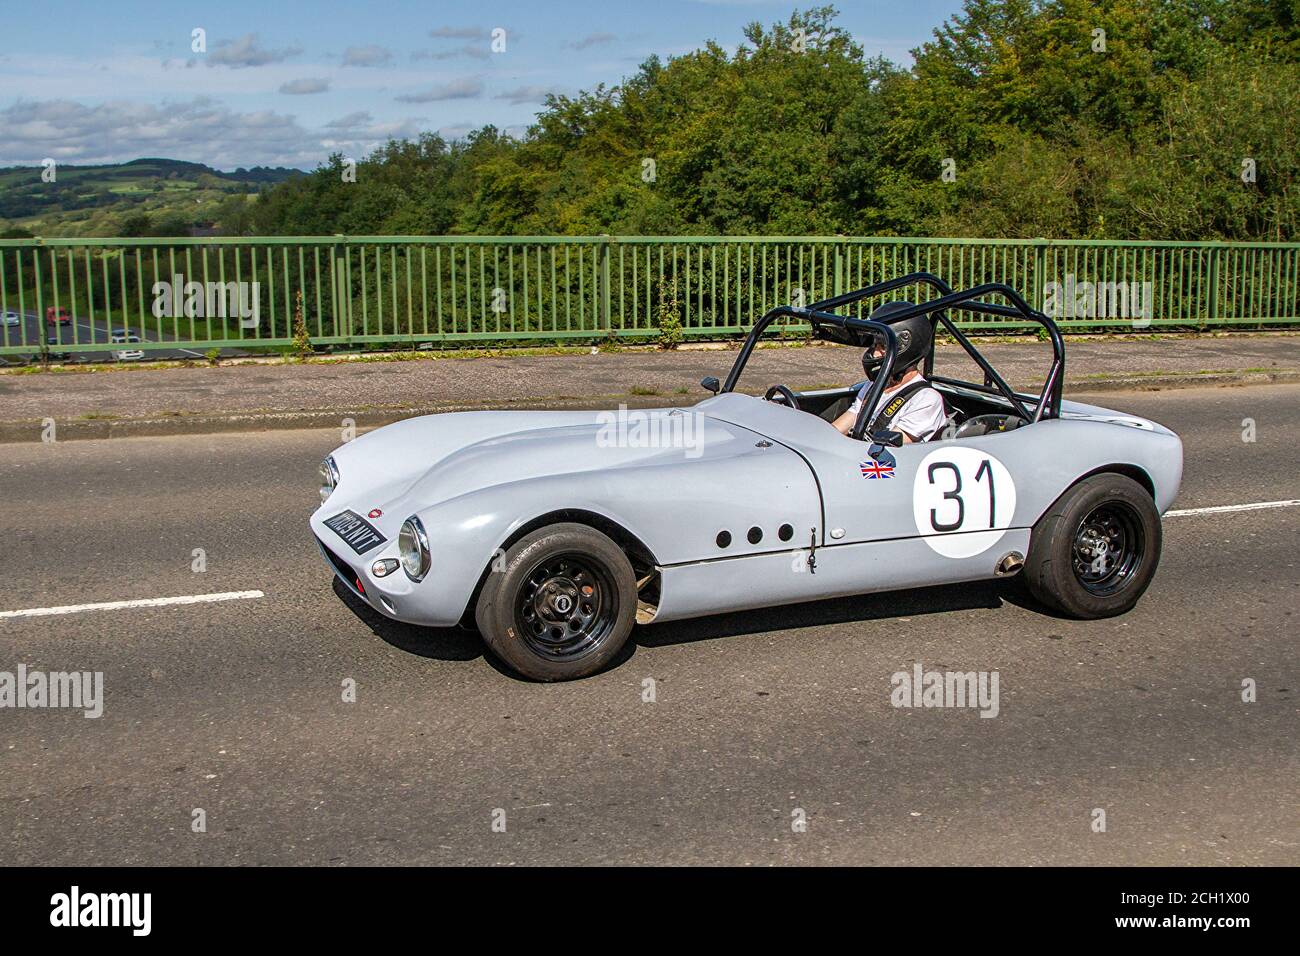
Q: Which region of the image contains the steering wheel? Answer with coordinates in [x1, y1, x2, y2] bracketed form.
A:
[763, 384, 801, 411]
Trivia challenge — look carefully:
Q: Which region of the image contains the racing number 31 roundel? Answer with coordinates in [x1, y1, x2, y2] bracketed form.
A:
[912, 447, 1017, 559]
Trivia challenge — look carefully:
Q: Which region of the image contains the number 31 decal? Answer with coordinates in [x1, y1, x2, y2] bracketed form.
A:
[912, 447, 1017, 558]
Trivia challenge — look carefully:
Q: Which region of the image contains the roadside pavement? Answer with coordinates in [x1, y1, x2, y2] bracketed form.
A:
[1, 333, 1297, 442]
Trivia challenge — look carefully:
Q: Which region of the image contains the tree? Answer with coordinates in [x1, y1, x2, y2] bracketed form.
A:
[119, 213, 152, 237]
[214, 195, 256, 236]
[240, 1, 1298, 242]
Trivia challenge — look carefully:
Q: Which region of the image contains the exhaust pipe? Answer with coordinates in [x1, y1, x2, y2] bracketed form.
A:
[995, 551, 1024, 576]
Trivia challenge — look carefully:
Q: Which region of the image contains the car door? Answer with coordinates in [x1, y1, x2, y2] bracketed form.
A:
[798, 427, 1033, 589]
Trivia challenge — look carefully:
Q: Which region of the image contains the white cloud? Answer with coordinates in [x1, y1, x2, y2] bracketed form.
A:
[417, 24, 502, 59]
[493, 85, 554, 105]
[0, 51, 484, 102]
[429, 26, 489, 40]
[395, 78, 484, 102]
[320, 111, 427, 150]
[207, 33, 302, 69]
[0, 98, 315, 167]
[341, 45, 393, 67]
[325, 111, 375, 130]
[569, 33, 617, 51]
[412, 44, 490, 61]
[280, 77, 330, 95]
[0, 98, 428, 169]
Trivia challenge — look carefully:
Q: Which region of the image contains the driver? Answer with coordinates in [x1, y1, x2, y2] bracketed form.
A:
[832, 303, 947, 443]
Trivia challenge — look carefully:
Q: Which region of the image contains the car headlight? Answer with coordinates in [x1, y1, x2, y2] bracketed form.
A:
[318, 456, 340, 504]
[398, 516, 431, 581]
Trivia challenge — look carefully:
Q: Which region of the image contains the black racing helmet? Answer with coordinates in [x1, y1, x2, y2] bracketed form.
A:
[861, 300, 933, 379]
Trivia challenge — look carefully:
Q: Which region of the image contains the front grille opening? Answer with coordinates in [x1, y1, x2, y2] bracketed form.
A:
[317, 537, 356, 580]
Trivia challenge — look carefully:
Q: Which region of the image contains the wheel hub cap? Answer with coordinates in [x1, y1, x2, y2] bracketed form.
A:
[1071, 503, 1144, 596]
[516, 556, 615, 661]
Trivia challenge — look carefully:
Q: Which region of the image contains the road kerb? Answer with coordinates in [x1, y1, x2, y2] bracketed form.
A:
[2, 368, 1296, 443]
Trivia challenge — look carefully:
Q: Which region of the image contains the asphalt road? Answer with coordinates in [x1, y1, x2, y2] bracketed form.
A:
[0, 384, 1295, 865]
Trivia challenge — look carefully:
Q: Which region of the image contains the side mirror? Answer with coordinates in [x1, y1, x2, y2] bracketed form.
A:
[700, 376, 720, 394]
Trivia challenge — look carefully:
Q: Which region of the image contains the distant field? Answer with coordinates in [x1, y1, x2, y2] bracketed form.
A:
[0, 158, 301, 237]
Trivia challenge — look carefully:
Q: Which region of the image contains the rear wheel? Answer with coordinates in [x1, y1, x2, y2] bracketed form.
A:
[475, 523, 637, 681]
[1023, 473, 1161, 618]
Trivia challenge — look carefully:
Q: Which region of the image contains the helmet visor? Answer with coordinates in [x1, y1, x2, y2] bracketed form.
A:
[861, 329, 890, 377]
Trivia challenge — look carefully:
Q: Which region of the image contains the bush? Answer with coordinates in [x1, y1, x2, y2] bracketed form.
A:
[291, 291, 312, 357]
[655, 277, 683, 350]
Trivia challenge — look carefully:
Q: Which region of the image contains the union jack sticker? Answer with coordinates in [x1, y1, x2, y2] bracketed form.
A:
[859, 447, 897, 480]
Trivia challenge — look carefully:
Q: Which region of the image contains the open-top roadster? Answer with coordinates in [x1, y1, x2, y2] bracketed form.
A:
[311, 273, 1183, 680]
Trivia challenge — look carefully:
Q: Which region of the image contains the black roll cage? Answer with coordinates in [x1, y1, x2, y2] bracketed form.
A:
[720, 272, 1066, 441]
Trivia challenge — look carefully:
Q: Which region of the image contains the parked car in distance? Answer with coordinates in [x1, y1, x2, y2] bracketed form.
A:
[110, 329, 145, 361]
[46, 306, 72, 326]
[1, 310, 20, 328]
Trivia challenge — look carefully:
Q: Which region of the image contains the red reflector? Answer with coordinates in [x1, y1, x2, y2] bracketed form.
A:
[356, 579, 365, 594]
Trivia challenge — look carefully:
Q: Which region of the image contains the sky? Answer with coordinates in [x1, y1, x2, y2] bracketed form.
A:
[0, 0, 963, 171]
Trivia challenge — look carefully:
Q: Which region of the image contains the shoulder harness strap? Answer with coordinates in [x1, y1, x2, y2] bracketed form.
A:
[869, 380, 931, 433]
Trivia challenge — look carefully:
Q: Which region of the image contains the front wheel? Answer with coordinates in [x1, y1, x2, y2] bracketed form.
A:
[1022, 473, 1162, 619]
[475, 523, 638, 681]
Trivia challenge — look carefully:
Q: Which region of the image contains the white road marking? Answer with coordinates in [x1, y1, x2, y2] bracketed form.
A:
[0, 590, 265, 620]
[1166, 499, 1300, 517]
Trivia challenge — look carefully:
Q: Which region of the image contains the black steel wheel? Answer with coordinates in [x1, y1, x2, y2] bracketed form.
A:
[514, 552, 619, 661]
[1024, 473, 1162, 619]
[475, 523, 638, 680]
[1071, 502, 1145, 596]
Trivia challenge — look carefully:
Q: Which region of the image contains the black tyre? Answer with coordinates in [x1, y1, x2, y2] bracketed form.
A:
[1023, 473, 1162, 619]
[474, 523, 637, 681]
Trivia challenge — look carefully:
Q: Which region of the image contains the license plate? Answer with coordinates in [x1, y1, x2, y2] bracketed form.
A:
[323, 510, 386, 555]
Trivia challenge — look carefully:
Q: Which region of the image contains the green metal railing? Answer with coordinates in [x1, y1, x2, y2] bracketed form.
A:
[1, 236, 1297, 356]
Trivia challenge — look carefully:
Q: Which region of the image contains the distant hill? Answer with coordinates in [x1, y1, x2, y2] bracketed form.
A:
[0, 158, 303, 238]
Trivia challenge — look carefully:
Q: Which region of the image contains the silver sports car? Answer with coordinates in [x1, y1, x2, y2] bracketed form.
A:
[311, 273, 1183, 680]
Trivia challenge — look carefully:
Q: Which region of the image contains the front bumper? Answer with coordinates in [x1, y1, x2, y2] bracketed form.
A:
[314, 534, 405, 618]
[310, 514, 469, 628]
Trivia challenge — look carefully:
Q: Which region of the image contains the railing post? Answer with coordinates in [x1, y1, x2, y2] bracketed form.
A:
[600, 234, 612, 335]
[332, 235, 350, 346]
[1032, 237, 1046, 313]
[330, 239, 341, 341]
[834, 236, 844, 299]
[33, 237, 46, 363]
[1208, 244, 1220, 328]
